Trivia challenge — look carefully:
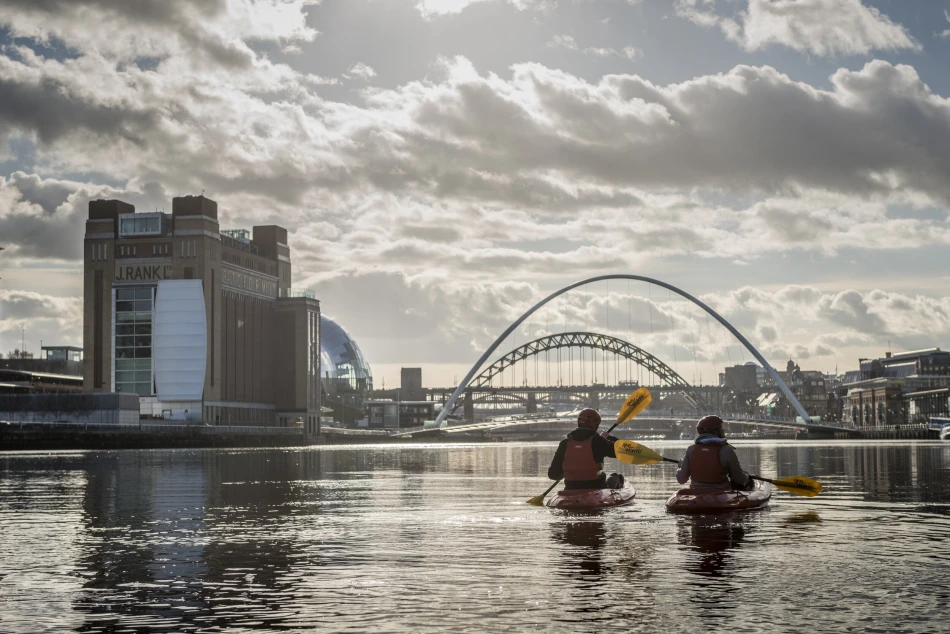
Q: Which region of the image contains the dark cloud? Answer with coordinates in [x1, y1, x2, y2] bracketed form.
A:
[0, 75, 159, 145]
[0, 0, 256, 69]
[755, 206, 834, 243]
[818, 289, 890, 334]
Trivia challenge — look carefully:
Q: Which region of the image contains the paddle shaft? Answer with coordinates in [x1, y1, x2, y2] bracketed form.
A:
[750, 475, 816, 493]
[537, 479, 561, 500]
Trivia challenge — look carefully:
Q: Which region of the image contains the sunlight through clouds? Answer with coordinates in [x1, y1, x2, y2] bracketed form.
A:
[1, 0, 948, 381]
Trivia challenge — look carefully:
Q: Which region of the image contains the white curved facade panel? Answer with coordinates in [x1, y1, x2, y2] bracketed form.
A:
[153, 280, 207, 401]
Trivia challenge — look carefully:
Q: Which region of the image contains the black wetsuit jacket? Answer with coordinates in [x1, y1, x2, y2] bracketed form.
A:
[547, 427, 619, 489]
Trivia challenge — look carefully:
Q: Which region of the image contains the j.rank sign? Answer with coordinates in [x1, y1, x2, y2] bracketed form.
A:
[114, 264, 174, 282]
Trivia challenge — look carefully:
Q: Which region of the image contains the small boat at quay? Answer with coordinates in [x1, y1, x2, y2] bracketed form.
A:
[666, 479, 772, 514]
[546, 482, 636, 510]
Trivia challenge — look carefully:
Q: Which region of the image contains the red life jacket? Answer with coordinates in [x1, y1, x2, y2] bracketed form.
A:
[562, 436, 601, 482]
[690, 443, 726, 485]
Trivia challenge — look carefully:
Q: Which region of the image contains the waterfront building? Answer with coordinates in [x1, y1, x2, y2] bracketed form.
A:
[0, 345, 84, 395]
[747, 359, 829, 419]
[82, 196, 321, 433]
[0, 369, 83, 394]
[0, 345, 83, 377]
[859, 349, 950, 380]
[723, 363, 758, 392]
[904, 388, 950, 426]
[840, 379, 905, 428]
[840, 349, 950, 428]
[784, 361, 829, 420]
[319, 315, 373, 394]
[364, 399, 437, 429]
[400, 367, 424, 401]
[319, 315, 373, 422]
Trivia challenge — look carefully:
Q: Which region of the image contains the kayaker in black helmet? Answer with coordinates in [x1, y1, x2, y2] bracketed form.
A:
[675, 415, 756, 491]
[547, 408, 625, 490]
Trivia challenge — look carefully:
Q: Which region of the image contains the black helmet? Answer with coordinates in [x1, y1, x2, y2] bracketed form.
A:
[697, 415, 724, 435]
[577, 408, 602, 429]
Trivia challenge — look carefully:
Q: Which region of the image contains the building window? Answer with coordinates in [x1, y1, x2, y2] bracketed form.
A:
[114, 287, 154, 397]
[119, 213, 162, 237]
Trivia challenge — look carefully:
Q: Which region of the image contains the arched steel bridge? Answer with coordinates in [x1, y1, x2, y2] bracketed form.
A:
[432, 274, 817, 429]
[457, 331, 709, 412]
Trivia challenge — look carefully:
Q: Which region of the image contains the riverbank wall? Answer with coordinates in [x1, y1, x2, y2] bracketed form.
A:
[1, 422, 941, 451]
[0, 422, 310, 451]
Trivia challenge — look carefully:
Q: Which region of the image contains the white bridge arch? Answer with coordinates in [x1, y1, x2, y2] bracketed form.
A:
[432, 274, 814, 427]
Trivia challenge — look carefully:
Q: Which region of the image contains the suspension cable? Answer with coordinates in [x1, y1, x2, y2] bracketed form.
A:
[667, 288, 678, 377]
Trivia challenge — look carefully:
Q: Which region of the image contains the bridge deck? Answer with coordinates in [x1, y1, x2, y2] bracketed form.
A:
[390, 412, 856, 437]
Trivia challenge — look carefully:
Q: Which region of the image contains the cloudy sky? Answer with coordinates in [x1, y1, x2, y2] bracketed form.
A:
[2, 0, 950, 388]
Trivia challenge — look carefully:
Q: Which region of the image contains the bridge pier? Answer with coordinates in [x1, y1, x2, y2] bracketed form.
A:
[527, 393, 537, 414]
[589, 390, 600, 410]
[464, 388, 474, 422]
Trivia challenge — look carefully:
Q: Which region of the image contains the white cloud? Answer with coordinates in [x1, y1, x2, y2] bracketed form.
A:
[3, 42, 950, 269]
[623, 46, 641, 61]
[0, 290, 82, 351]
[415, 0, 549, 18]
[676, 0, 920, 56]
[548, 35, 619, 57]
[939, 10, 950, 39]
[346, 62, 377, 81]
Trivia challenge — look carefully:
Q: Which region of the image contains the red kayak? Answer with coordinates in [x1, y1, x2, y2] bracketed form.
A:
[546, 483, 636, 510]
[666, 480, 772, 514]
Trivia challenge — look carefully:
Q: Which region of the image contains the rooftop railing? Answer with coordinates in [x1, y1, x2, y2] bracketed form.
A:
[280, 289, 316, 299]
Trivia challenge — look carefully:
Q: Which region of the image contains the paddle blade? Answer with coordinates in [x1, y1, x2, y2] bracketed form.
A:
[614, 439, 665, 465]
[617, 388, 652, 424]
[526, 494, 546, 506]
[771, 476, 823, 497]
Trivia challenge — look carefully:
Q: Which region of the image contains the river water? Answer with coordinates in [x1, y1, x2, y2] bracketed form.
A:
[1, 440, 948, 633]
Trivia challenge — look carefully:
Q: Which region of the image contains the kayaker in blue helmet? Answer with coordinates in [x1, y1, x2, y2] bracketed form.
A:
[547, 408, 625, 490]
[675, 415, 756, 490]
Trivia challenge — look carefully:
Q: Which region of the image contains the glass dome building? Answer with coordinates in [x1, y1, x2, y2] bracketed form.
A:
[320, 315, 374, 395]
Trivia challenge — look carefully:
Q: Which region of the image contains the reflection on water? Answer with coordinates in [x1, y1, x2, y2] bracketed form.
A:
[0, 441, 948, 633]
[678, 516, 748, 623]
[552, 518, 608, 580]
[679, 516, 747, 579]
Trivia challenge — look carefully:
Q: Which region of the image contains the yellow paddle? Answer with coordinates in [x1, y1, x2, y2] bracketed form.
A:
[613, 439, 824, 497]
[751, 475, 823, 497]
[527, 387, 652, 506]
[613, 439, 679, 465]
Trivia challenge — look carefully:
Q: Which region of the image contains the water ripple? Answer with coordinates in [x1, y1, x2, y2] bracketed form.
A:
[0, 442, 947, 632]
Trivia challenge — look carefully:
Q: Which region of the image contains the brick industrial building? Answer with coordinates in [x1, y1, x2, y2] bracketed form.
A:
[82, 195, 321, 433]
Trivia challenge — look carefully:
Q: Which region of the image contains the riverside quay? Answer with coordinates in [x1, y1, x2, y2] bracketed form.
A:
[83, 196, 321, 432]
